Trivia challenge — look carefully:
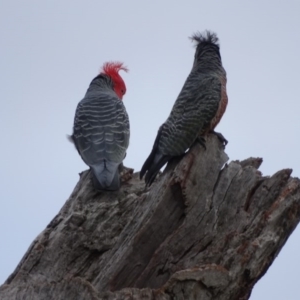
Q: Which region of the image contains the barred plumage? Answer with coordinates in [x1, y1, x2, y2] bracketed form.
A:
[70, 62, 129, 191]
[140, 30, 228, 186]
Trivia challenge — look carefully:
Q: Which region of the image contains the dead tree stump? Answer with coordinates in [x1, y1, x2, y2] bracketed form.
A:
[1, 135, 300, 300]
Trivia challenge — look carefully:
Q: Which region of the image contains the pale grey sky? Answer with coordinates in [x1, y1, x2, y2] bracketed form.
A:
[1, 1, 299, 299]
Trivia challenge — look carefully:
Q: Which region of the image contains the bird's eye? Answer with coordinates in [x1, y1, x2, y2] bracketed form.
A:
[121, 89, 125, 95]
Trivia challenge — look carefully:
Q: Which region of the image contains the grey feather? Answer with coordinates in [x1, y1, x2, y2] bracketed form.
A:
[140, 30, 227, 186]
[91, 161, 120, 191]
[71, 74, 130, 190]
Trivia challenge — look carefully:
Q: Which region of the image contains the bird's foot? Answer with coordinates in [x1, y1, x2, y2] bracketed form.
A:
[120, 165, 134, 183]
[195, 136, 206, 150]
[210, 131, 228, 148]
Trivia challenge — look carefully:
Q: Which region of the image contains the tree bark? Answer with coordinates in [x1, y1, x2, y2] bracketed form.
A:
[1, 135, 300, 300]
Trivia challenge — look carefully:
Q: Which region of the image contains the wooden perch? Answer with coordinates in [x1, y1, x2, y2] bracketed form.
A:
[1, 135, 300, 300]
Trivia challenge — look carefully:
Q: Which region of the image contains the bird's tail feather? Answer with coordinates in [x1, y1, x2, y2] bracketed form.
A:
[140, 125, 170, 185]
[140, 151, 171, 186]
[91, 161, 120, 191]
[140, 148, 156, 180]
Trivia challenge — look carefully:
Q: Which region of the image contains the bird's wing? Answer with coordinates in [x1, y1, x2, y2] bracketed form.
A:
[158, 74, 222, 156]
[72, 92, 130, 167]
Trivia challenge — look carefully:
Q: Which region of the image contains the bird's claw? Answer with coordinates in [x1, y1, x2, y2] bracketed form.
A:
[211, 131, 228, 148]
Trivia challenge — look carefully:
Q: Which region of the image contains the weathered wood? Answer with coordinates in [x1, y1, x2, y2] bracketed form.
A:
[1, 135, 300, 300]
